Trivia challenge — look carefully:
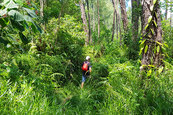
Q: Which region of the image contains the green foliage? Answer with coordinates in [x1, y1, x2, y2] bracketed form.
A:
[0, 0, 41, 46]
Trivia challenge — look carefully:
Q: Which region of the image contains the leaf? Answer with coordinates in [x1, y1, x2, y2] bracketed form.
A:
[156, 41, 162, 46]
[164, 43, 168, 48]
[10, 19, 25, 31]
[14, 0, 23, 6]
[157, 45, 160, 53]
[147, 69, 152, 77]
[6, 0, 18, 9]
[0, 8, 7, 16]
[23, 15, 33, 22]
[158, 66, 163, 74]
[145, 24, 149, 30]
[23, 8, 37, 18]
[153, 20, 157, 27]
[148, 16, 152, 23]
[139, 47, 144, 55]
[0, 0, 10, 6]
[8, 10, 24, 21]
[150, 28, 154, 35]
[145, 45, 148, 53]
[140, 39, 146, 45]
[0, 36, 9, 45]
[19, 32, 29, 44]
[153, 0, 157, 5]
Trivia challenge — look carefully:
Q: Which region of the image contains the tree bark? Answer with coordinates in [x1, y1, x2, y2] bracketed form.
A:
[86, 0, 92, 44]
[112, 0, 116, 41]
[132, 0, 140, 40]
[39, 0, 44, 18]
[79, 0, 89, 45]
[116, 0, 122, 44]
[119, 0, 128, 32]
[141, 0, 163, 72]
[97, 0, 100, 39]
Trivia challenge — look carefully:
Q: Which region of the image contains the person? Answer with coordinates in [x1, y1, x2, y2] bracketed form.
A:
[81, 56, 92, 88]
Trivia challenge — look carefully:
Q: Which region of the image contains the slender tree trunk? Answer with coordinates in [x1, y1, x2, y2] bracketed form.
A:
[140, 0, 163, 72]
[112, 0, 116, 41]
[132, 0, 140, 41]
[97, 0, 100, 39]
[116, 0, 122, 44]
[170, 1, 173, 27]
[165, 0, 168, 20]
[86, 0, 92, 44]
[40, 0, 44, 18]
[119, 0, 128, 32]
[79, 0, 89, 45]
[92, 3, 95, 32]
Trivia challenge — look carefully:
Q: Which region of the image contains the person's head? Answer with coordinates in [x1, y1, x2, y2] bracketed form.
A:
[86, 56, 90, 61]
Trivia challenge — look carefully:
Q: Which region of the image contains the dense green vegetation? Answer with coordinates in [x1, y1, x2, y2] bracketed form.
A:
[0, 0, 173, 114]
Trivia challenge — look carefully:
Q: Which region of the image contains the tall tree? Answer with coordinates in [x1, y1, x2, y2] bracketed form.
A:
[140, 0, 163, 72]
[119, 0, 128, 31]
[79, 0, 89, 45]
[97, 0, 100, 39]
[165, 0, 168, 20]
[116, 0, 122, 44]
[86, 0, 92, 43]
[112, 0, 116, 41]
[131, 0, 140, 40]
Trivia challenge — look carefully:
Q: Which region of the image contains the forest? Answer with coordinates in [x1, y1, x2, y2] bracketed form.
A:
[0, 0, 173, 114]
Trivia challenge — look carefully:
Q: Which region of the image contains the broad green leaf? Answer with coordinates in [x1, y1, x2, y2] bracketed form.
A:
[10, 19, 25, 31]
[157, 45, 160, 53]
[23, 15, 33, 22]
[6, 0, 18, 9]
[14, 0, 23, 6]
[23, 8, 37, 18]
[145, 45, 148, 53]
[19, 32, 28, 44]
[148, 16, 152, 23]
[8, 10, 24, 21]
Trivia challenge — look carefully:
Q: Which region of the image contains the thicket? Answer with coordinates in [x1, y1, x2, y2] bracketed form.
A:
[0, 1, 173, 115]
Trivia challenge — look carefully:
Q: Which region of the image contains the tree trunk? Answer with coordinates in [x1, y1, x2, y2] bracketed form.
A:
[116, 0, 122, 44]
[86, 0, 92, 44]
[39, 0, 44, 18]
[140, 0, 163, 72]
[119, 0, 128, 32]
[79, 0, 89, 45]
[112, 0, 116, 41]
[97, 0, 100, 39]
[132, 0, 140, 40]
[165, 0, 168, 20]
[92, 2, 96, 32]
